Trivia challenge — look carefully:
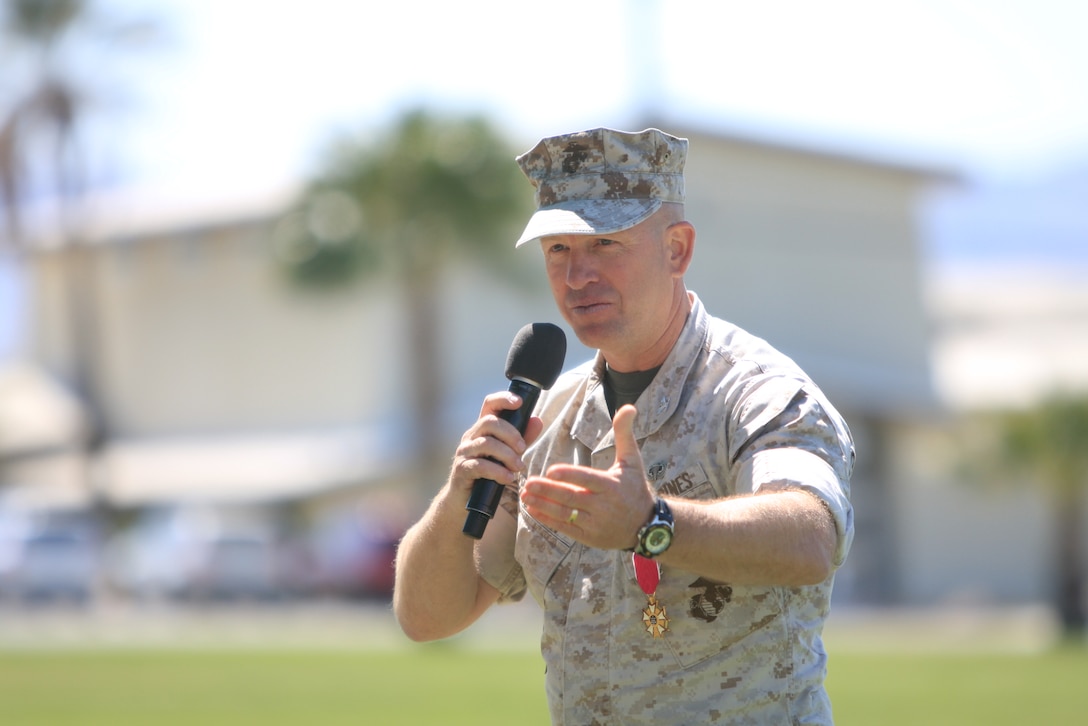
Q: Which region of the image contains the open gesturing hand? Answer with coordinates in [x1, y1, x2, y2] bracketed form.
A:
[520, 405, 656, 550]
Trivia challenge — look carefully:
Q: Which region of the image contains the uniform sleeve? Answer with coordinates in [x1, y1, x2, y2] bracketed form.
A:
[730, 378, 855, 566]
[475, 482, 528, 603]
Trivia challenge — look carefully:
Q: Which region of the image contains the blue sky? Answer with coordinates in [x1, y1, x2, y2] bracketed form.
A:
[4, 0, 1088, 357]
[102, 0, 1088, 196]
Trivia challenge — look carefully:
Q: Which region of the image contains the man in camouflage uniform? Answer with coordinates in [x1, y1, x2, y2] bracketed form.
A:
[394, 127, 855, 724]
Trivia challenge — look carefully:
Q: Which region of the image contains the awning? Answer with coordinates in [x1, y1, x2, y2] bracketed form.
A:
[1, 424, 412, 508]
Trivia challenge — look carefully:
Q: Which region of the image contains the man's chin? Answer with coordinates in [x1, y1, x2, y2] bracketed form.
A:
[568, 322, 620, 352]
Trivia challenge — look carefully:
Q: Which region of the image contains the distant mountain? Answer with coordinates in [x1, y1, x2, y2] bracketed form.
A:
[923, 165, 1088, 270]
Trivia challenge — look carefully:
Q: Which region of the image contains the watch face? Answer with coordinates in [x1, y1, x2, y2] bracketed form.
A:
[644, 525, 672, 554]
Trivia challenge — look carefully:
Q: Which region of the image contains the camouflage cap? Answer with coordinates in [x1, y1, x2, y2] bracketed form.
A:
[514, 127, 687, 248]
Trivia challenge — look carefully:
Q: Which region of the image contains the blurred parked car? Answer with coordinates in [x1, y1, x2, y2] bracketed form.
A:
[106, 505, 285, 601]
[0, 504, 99, 604]
[289, 508, 405, 601]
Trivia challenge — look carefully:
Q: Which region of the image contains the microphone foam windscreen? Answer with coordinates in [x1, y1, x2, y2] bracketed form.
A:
[505, 322, 567, 390]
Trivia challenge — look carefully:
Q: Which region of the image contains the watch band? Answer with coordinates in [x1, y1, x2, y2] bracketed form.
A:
[633, 497, 674, 558]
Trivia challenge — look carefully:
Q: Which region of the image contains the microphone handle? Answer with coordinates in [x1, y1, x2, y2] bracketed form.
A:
[462, 378, 542, 539]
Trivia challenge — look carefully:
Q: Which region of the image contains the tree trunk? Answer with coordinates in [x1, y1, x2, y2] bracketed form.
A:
[404, 264, 446, 506]
[62, 241, 120, 608]
[1054, 485, 1086, 637]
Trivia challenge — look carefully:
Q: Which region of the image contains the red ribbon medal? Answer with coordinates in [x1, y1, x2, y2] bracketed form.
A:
[633, 553, 669, 638]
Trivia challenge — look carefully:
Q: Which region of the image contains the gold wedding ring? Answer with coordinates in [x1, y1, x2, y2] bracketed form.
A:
[567, 508, 579, 525]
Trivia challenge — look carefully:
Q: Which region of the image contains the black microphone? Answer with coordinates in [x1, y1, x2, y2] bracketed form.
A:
[463, 322, 566, 539]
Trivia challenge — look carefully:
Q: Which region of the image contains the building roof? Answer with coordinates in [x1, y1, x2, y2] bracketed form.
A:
[643, 114, 964, 184]
[928, 264, 1088, 410]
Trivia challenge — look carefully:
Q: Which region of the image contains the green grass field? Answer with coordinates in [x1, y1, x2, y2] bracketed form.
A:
[828, 645, 1088, 725]
[0, 646, 548, 726]
[0, 643, 1086, 725]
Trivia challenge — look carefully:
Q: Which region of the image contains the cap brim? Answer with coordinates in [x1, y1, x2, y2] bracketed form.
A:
[514, 199, 661, 248]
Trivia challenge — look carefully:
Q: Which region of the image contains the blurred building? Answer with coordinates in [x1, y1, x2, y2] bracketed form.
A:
[2, 122, 1086, 608]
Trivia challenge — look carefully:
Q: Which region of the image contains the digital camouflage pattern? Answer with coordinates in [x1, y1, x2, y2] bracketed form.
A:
[514, 127, 687, 247]
[478, 295, 855, 725]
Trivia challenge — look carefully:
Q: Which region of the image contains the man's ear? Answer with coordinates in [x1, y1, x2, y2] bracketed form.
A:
[666, 221, 696, 277]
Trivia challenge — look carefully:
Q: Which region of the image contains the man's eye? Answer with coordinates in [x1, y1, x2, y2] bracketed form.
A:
[548, 243, 568, 254]
[598, 238, 616, 246]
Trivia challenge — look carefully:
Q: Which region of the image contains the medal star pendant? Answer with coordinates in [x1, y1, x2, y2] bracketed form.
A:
[642, 593, 670, 638]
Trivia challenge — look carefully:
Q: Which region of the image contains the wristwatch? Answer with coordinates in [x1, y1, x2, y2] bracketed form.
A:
[633, 498, 674, 559]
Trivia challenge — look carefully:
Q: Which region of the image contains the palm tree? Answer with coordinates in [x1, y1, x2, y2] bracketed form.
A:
[1, 0, 84, 245]
[277, 109, 536, 497]
[1, 0, 105, 504]
[993, 395, 1088, 637]
[1, 0, 154, 245]
[1, 0, 154, 507]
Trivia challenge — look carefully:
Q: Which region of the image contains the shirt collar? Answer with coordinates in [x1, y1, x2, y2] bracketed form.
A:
[570, 292, 708, 450]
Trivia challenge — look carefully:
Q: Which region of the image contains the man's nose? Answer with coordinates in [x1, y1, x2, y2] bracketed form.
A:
[565, 248, 598, 289]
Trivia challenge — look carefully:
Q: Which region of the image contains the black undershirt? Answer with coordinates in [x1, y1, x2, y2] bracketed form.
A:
[603, 365, 661, 418]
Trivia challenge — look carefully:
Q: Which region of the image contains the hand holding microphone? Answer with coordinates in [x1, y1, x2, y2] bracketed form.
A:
[462, 322, 566, 539]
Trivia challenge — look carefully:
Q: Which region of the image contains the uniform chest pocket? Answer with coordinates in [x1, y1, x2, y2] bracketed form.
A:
[630, 456, 785, 668]
[662, 580, 785, 668]
[622, 555, 787, 669]
[515, 508, 576, 606]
